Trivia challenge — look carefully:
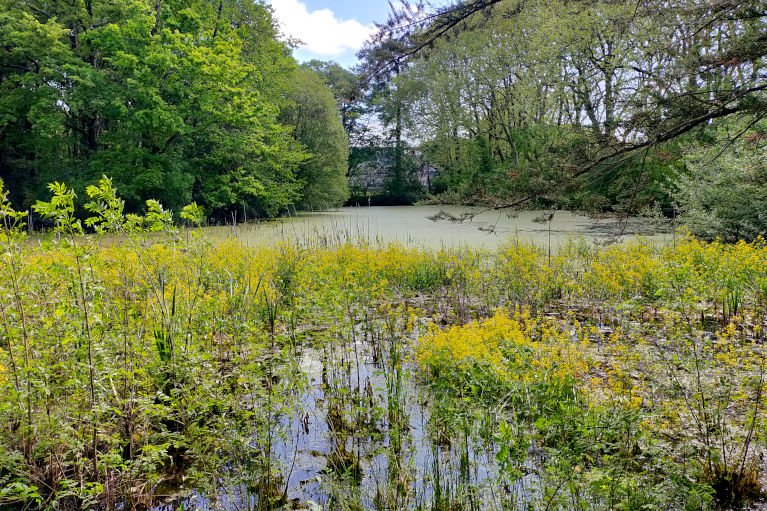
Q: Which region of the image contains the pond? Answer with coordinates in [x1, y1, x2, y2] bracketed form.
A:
[156, 319, 513, 511]
[203, 205, 672, 249]
[148, 207, 677, 511]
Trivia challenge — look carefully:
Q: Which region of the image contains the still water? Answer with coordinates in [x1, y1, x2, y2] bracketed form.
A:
[205, 205, 670, 249]
[154, 206, 671, 510]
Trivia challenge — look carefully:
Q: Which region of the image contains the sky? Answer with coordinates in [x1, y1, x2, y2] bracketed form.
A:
[267, 0, 394, 68]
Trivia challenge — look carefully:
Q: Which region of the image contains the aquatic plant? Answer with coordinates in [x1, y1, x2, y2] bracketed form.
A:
[1, 179, 767, 509]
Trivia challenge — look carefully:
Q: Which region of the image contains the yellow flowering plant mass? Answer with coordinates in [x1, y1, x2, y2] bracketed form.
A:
[417, 308, 589, 385]
[2, 177, 767, 509]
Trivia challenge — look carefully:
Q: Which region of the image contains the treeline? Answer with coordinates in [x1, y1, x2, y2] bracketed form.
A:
[0, 0, 349, 219]
[352, 0, 767, 240]
[303, 59, 430, 206]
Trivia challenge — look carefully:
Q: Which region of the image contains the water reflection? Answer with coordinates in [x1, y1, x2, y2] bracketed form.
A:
[158, 322, 513, 510]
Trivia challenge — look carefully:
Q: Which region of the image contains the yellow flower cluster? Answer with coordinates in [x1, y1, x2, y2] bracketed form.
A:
[416, 308, 589, 384]
[553, 235, 767, 310]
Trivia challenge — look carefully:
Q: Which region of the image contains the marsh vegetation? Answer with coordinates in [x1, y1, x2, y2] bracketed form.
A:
[2, 1, 766, 508]
[1, 179, 767, 510]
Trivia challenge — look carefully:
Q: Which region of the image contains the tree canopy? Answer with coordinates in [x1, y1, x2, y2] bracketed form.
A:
[0, 0, 348, 219]
[281, 65, 350, 209]
[358, 0, 767, 217]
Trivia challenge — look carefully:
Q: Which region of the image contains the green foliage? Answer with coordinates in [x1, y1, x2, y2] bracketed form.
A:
[674, 124, 767, 242]
[364, 0, 766, 224]
[0, 0, 314, 218]
[142, 199, 174, 232]
[84, 175, 126, 233]
[32, 182, 82, 235]
[355, 39, 426, 205]
[180, 201, 205, 226]
[304, 60, 364, 141]
[281, 66, 350, 209]
[0, 179, 28, 237]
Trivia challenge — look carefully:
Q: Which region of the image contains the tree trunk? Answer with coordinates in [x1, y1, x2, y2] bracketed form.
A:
[151, 0, 162, 35]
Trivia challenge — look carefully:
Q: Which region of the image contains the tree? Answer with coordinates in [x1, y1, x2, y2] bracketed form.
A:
[0, 0, 306, 218]
[357, 38, 426, 203]
[281, 66, 349, 209]
[365, 0, 767, 211]
[303, 60, 365, 142]
[674, 123, 767, 242]
[0, 6, 72, 207]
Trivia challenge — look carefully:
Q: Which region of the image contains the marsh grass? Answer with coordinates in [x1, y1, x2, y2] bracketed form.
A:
[1, 178, 767, 510]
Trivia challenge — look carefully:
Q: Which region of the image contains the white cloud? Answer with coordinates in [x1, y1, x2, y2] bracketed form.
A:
[270, 0, 374, 58]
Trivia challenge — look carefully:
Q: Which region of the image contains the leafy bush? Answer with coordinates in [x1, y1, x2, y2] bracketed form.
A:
[675, 127, 767, 242]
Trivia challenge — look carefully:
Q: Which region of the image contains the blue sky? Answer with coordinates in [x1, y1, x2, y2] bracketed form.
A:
[268, 0, 394, 68]
[295, 1, 392, 24]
